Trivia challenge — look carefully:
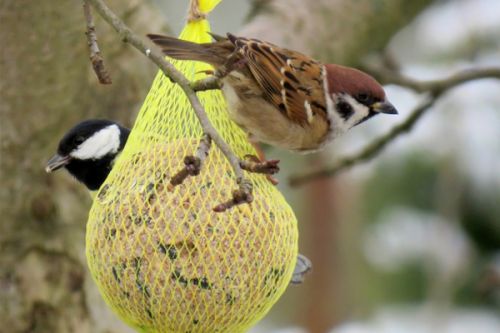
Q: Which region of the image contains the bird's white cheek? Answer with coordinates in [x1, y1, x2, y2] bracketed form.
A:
[324, 93, 348, 137]
[342, 95, 371, 127]
[71, 125, 121, 159]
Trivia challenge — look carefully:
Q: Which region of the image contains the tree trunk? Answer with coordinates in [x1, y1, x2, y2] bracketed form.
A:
[0, 1, 166, 332]
[0, 0, 437, 331]
[243, 0, 434, 66]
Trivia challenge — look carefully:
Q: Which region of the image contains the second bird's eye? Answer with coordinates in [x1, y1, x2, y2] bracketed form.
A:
[357, 93, 370, 103]
[74, 136, 85, 145]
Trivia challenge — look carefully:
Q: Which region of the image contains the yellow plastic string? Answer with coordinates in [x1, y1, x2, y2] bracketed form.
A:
[86, 1, 298, 332]
[198, 0, 221, 13]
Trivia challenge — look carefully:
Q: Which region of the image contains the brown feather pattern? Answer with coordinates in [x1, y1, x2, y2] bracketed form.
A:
[229, 36, 328, 126]
[148, 33, 329, 127]
[147, 32, 394, 151]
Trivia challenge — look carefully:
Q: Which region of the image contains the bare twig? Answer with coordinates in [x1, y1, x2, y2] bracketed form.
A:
[83, 0, 112, 84]
[369, 66, 500, 95]
[86, 0, 253, 210]
[213, 179, 254, 212]
[170, 134, 212, 186]
[289, 67, 500, 186]
[289, 98, 435, 186]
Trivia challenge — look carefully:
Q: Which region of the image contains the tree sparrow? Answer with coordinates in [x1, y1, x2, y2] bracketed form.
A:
[148, 33, 397, 152]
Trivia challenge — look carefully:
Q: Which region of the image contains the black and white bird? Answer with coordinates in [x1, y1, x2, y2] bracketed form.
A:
[45, 119, 130, 192]
[46, 119, 312, 284]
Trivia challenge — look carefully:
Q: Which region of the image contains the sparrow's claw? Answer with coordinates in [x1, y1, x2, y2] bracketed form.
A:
[240, 155, 280, 185]
[232, 57, 248, 70]
[266, 175, 279, 186]
[240, 155, 280, 174]
[240, 155, 280, 175]
[196, 69, 216, 76]
[243, 154, 260, 163]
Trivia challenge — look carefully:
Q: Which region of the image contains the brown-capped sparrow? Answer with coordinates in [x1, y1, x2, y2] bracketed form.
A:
[148, 33, 397, 152]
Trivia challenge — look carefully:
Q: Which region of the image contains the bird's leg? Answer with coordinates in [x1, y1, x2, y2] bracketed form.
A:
[214, 51, 246, 78]
[240, 140, 280, 185]
[193, 53, 246, 89]
[225, 57, 247, 75]
[196, 69, 216, 76]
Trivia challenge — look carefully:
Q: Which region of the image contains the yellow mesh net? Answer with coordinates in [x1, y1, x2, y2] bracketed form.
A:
[86, 1, 298, 332]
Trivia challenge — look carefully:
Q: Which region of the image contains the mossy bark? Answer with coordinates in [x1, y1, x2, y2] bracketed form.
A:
[0, 1, 167, 332]
[0, 0, 435, 332]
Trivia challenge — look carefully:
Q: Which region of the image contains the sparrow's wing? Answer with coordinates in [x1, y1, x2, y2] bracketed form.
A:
[229, 35, 328, 126]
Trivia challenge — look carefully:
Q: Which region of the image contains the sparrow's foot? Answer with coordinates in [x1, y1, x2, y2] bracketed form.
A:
[240, 155, 280, 185]
[231, 57, 248, 71]
[190, 76, 222, 92]
[241, 155, 280, 174]
[196, 69, 215, 76]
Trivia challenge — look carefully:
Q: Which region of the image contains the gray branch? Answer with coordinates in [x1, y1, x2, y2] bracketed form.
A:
[86, 0, 246, 185]
[83, 0, 112, 84]
[289, 67, 500, 186]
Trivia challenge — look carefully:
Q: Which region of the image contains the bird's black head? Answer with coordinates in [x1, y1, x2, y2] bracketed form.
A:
[46, 119, 130, 191]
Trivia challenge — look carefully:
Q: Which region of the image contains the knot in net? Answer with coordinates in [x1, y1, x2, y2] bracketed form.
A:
[86, 1, 298, 332]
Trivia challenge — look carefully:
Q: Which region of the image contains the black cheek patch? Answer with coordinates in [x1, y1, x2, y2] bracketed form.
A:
[336, 101, 354, 120]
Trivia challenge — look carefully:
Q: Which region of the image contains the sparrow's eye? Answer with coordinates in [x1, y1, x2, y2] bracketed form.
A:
[357, 93, 370, 103]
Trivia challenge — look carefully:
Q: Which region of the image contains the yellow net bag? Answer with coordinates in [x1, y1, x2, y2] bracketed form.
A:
[86, 1, 298, 332]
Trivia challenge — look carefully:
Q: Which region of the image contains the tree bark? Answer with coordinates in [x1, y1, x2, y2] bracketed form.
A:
[0, 1, 167, 332]
[242, 0, 435, 66]
[0, 0, 437, 331]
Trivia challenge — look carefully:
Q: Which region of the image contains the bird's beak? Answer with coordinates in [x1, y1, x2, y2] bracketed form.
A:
[45, 154, 71, 173]
[372, 101, 398, 115]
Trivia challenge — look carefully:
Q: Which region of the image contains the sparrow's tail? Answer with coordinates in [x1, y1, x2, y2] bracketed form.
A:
[147, 34, 231, 67]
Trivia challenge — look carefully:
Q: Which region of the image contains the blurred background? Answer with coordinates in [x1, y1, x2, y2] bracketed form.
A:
[1, 0, 499, 332]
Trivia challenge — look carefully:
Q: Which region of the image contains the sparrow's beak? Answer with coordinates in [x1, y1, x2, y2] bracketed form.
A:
[372, 101, 398, 115]
[45, 154, 71, 173]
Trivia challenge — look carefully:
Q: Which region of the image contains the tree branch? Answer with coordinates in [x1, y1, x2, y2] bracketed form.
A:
[289, 67, 500, 186]
[83, 0, 112, 84]
[86, 0, 252, 209]
[170, 134, 212, 186]
[369, 66, 500, 95]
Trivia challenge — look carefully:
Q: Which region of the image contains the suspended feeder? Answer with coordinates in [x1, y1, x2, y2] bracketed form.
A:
[86, 1, 299, 332]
